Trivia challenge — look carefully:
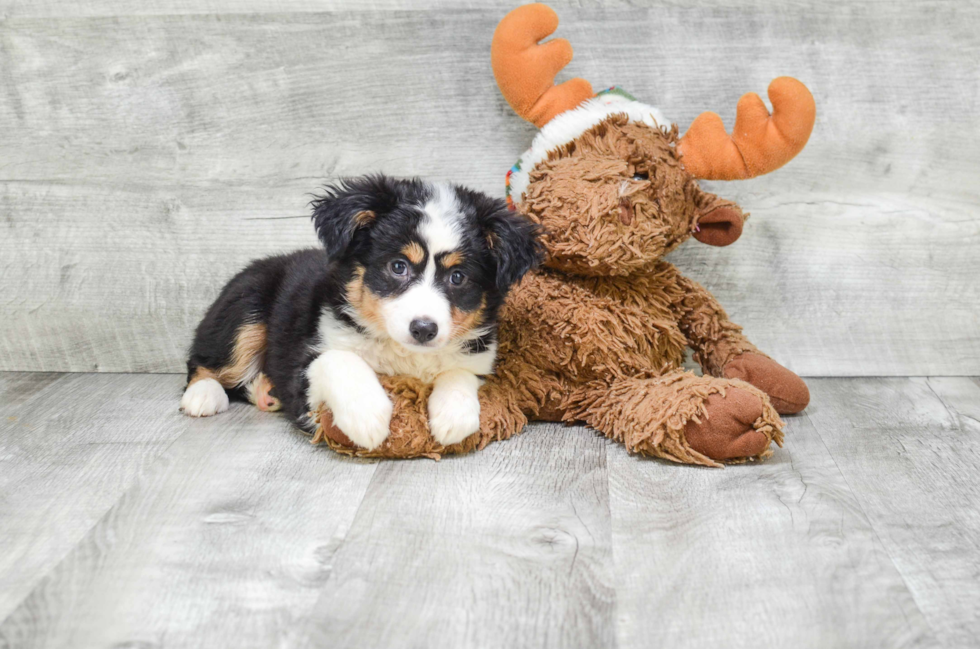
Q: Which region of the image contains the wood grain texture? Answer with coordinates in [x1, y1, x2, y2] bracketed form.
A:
[0, 183, 318, 373]
[606, 411, 935, 649]
[0, 379, 378, 649]
[2, 373, 980, 645]
[295, 423, 615, 649]
[0, 3, 978, 374]
[0, 373, 192, 620]
[0, 0, 952, 18]
[806, 377, 980, 649]
[0, 372, 63, 407]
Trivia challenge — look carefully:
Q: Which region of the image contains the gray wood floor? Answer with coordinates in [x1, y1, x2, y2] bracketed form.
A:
[1, 372, 977, 648]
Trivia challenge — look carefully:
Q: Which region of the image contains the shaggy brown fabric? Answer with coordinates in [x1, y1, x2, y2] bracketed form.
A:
[522, 119, 694, 276]
[310, 114, 808, 466]
[567, 374, 783, 467]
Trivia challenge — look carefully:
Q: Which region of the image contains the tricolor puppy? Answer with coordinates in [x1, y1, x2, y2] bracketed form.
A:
[181, 175, 542, 450]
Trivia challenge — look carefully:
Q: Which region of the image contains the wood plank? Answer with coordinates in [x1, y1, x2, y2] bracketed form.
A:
[2, 5, 975, 194]
[0, 12, 530, 188]
[0, 183, 318, 373]
[0, 375, 378, 648]
[5, 0, 542, 16]
[0, 372, 64, 408]
[0, 0, 966, 18]
[2, 183, 977, 376]
[0, 373, 195, 620]
[806, 377, 980, 649]
[1, 4, 978, 375]
[607, 411, 935, 649]
[294, 423, 615, 649]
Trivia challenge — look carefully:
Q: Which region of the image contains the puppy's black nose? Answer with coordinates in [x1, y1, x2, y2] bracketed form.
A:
[409, 318, 438, 343]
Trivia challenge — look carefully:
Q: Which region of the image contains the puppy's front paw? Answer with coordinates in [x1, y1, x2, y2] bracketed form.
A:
[329, 389, 393, 451]
[428, 387, 481, 447]
[180, 378, 229, 417]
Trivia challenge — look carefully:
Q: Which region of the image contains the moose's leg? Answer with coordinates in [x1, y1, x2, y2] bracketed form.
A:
[662, 263, 809, 414]
[566, 371, 784, 467]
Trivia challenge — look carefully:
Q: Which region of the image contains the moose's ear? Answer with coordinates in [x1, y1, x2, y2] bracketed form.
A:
[693, 206, 744, 247]
[310, 175, 400, 260]
[481, 200, 544, 291]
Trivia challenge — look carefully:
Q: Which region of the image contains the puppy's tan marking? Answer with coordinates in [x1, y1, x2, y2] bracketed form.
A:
[354, 210, 376, 227]
[450, 298, 486, 340]
[440, 251, 464, 268]
[189, 323, 267, 389]
[187, 366, 219, 387]
[401, 241, 425, 265]
[346, 265, 387, 333]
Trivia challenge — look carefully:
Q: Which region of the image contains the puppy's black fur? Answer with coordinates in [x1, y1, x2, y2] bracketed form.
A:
[186, 175, 542, 431]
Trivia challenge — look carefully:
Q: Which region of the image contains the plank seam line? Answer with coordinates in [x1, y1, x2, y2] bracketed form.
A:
[801, 408, 937, 641]
[924, 377, 959, 424]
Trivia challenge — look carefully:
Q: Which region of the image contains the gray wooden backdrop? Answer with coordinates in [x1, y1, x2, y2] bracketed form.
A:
[1, 0, 977, 376]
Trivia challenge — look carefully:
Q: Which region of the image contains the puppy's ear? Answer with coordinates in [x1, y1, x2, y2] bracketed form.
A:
[481, 200, 544, 291]
[310, 175, 400, 260]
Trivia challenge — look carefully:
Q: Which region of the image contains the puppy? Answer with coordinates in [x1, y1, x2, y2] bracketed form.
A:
[180, 175, 542, 450]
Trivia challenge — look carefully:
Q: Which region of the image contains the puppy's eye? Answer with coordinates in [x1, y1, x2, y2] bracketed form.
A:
[449, 270, 467, 286]
[633, 172, 649, 181]
[389, 259, 409, 277]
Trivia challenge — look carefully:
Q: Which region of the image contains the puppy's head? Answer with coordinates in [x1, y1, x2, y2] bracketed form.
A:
[312, 175, 542, 351]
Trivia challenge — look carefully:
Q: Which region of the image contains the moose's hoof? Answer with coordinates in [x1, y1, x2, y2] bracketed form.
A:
[724, 352, 810, 414]
[684, 388, 770, 461]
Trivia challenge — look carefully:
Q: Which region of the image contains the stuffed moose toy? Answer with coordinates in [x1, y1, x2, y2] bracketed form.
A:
[312, 4, 816, 466]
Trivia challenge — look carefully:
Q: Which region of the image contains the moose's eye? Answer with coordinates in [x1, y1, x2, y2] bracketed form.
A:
[389, 259, 409, 277]
[449, 270, 467, 286]
[633, 171, 649, 181]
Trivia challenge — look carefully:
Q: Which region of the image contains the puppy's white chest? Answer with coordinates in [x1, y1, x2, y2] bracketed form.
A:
[316, 310, 494, 383]
[358, 340, 485, 383]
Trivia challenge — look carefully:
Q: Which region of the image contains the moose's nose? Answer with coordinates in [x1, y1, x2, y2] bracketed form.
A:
[409, 318, 438, 343]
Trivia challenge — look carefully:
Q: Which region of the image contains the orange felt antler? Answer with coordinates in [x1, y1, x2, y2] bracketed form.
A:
[491, 4, 593, 128]
[677, 77, 816, 180]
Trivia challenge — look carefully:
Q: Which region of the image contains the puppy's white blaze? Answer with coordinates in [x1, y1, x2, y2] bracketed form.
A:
[380, 265, 452, 349]
[420, 183, 463, 255]
[180, 378, 229, 417]
[307, 350, 392, 450]
[400, 183, 465, 351]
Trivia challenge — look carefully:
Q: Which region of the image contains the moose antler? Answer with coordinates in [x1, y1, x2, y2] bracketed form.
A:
[677, 77, 816, 180]
[491, 4, 593, 128]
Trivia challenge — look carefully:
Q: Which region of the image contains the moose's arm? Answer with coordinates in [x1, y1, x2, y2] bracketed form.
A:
[659, 262, 810, 414]
[658, 262, 757, 376]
